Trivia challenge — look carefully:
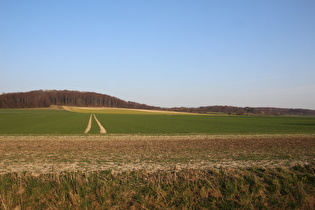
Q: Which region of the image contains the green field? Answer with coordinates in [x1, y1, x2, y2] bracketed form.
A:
[98, 114, 315, 134]
[0, 108, 314, 135]
[0, 109, 90, 134]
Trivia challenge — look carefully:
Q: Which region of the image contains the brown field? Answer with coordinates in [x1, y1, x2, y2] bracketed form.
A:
[1, 134, 314, 175]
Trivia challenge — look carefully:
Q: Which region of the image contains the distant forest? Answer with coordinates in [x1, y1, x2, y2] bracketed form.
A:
[0, 90, 154, 109]
[168, 106, 315, 116]
[1, 90, 314, 116]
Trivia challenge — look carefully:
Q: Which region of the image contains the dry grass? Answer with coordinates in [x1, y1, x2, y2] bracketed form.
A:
[1, 134, 314, 174]
[1, 166, 315, 209]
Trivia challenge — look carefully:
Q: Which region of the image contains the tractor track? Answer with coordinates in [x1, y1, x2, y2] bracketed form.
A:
[84, 114, 106, 134]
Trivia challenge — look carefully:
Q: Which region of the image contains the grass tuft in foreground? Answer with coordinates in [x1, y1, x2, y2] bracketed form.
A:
[0, 166, 314, 209]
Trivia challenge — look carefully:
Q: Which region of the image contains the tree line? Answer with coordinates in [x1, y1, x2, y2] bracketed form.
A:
[167, 106, 315, 116]
[0, 90, 314, 116]
[0, 90, 156, 109]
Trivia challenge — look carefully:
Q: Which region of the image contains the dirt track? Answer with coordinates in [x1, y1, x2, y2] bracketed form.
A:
[84, 114, 93, 134]
[84, 114, 106, 134]
[93, 114, 106, 134]
[0, 134, 314, 174]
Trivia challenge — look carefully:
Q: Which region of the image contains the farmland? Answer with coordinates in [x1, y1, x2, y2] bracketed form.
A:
[1, 107, 315, 208]
[0, 107, 315, 135]
[1, 134, 314, 173]
[0, 134, 315, 209]
[0, 109, 90, 134]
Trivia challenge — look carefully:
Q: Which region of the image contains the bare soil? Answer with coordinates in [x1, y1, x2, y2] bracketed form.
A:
[0, 134, 314, 174]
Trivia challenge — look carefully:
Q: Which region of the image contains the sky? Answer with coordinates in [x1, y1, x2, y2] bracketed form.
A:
[1, 0, 315, 109]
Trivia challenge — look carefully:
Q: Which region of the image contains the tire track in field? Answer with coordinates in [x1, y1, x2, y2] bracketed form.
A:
[84, 114, 93, 134]
[93, 114, 107, 134]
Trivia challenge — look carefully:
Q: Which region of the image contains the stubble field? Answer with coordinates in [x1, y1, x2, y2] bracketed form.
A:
[1, 134, 314, 174]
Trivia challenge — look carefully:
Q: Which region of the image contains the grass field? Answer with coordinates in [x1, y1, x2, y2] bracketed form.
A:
[0, 109, 90, 134]
[97, 114, 315, 134]
[1, 107, 315, 208]
[0, 107, 315, 135]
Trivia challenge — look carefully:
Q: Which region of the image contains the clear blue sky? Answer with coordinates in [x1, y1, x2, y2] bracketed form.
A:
[1, 0, 315, 109]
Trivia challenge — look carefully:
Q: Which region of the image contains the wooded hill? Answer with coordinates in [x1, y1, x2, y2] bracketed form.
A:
[0, 90, 314, 116]
[0, 90, 155, 110]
